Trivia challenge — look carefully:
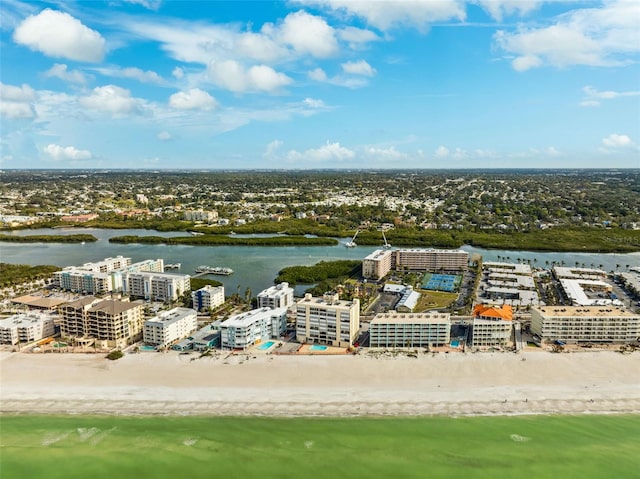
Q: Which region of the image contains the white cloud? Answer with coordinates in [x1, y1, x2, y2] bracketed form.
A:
[94, 66, 166, 85]
[341, 60, 376, 76]
[172, 67, 184, 79]
[157, 131, 172, 141]
[264, 139, 283, 158]
[235, 31, 289, 63]
[287, 141, 355, 162]
[44, 64, 89, 84]
[308, 67, 328, 82]
[602, 133, 634, 148]
[580, 85, 640, 107]
[474, 0, 544, 21]
[279, 10, 339, 57]
[44, 143, 92, 161]
[337, 26, 380, 47]
[169, 88, 218, 110]
[0, 82, 35, 118]
[494, 2, 640, 70]
[208, 60, 292, 93]
[364, 146, 407, 160]
[546, 146, 560, 156]
[435, 146, 450, 158]
[122, 0, 162, 10]
[0, 82, 35, 102]
[294, 0, 466, 31]
[79, 85, 142, 116]
[13, 9, 106, 62]
[302, 98, 326, 108]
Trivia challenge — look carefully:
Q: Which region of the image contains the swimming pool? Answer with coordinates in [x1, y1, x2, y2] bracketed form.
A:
[140, 345, 156, 351]
[257, 341, 275, 350]
[450, 340, 460, 348]
[309, 344, 327, 351]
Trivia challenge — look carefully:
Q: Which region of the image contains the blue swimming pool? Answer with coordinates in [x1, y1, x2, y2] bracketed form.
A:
[140, 345, 156, 351]
[309, 344, 327, 351]
[257, 341, 275, 350]
[450, 340, 460, 348]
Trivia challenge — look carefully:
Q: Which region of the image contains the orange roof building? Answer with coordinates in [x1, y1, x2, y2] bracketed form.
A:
[472, 304, 513, 321]
[471, 304, 513, 348]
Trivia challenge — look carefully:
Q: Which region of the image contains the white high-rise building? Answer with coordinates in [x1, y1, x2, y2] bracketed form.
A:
[257, 282, 294, 309]
[295, 293, 360, 348]
[0, 313, 55, 345]
[220, 307, 287, 350]
[125, 272, 190, 302]
[143, 307, 198, 347]
[192, 285, 225, 312]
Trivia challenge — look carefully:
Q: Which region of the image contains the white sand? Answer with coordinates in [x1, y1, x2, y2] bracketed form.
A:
[1, 350, 639, 416]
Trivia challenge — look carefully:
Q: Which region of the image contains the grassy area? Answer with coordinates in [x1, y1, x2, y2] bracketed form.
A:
[1, 415, 638, 479]
[415, 290, 458, 311]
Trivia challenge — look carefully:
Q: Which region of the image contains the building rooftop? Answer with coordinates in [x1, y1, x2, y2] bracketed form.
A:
[0, 312, 54, 328]
[371, 312, 450, 325]
[88, 299, 142, 315]
[11, 294, 69, 309]
[221, 307, 287, 328]
[534, 306, 639, 318]
[473, 304, 513, 321]
[146, 307, 196, 326]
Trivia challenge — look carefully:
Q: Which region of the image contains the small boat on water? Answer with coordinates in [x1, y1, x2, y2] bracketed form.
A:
[195, 265, 234, 275]
[165, 263, 181, 270]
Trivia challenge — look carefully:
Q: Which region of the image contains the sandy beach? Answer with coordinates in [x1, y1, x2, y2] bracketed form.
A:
[1, 350, 639, 417]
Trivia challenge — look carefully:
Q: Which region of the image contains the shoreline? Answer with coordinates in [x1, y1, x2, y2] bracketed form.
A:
[2, 350, 639, 417]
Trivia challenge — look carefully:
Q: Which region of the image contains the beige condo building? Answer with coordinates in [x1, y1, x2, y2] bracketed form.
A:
[362, 248, 468, 280]
[531, 306, 640, 344]
[296, 293, 360, 347]
[369, 312, 450, 348]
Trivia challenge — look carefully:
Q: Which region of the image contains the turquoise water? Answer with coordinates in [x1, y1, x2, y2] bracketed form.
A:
[257, 341, 275, 350]
[140, 345, 156, 351]
[309, 344, 327, 351]
[450, 340, 460, 348]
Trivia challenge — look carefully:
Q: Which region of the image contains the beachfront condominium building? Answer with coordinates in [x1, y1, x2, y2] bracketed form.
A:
[369, 312, 450, 348]
[192, 285, 225, 312]
[295, 293, 360, 348]
[362, 249, 394, 280]
[125, 272, 190, 302]
[54, 257, 164, 294]
[471, 304, 513, 348]
[220, 307, 287, 350]
[531, 306, 640, 344]
[143, 307, 198, 347]
[59, 296, 102, 337]
[257, 282, 294, 309]
[85, 299, 145, 349]
[0, 312, 55, 345]
[362, 249, 469, 280]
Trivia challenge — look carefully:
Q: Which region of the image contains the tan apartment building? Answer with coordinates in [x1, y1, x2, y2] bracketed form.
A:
[59, 296, 102, 337]
[362, 249, 394, 280]
[295, 293, 360, 347]
[369, 312, 450, 348]
[85, 299, 145, 349]
[531, 306, 640, 344]
[362, 248, 468, 280]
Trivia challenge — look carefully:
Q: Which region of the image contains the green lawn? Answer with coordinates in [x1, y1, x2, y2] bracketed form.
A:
[1, 415, 638, 479]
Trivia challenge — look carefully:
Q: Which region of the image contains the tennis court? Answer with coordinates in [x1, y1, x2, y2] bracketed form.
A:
[421, 273, 462, 292]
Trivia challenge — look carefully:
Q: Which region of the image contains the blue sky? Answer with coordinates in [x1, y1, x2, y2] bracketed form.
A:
[1, 0, 638, 169]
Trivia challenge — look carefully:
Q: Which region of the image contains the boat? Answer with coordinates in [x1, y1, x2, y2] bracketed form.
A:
[195, 265, 234, 275]
[382, 231, 392, 249]
[345, 229, 359, 248]
[164, 263, 181, 270]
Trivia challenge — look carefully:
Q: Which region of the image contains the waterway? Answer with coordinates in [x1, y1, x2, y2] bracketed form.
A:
[1, 228, 639, 296]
